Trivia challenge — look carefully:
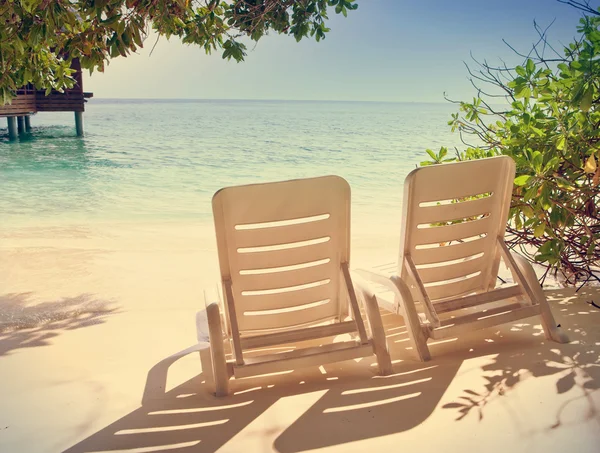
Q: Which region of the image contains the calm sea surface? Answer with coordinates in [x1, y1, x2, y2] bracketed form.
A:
[0, 100, 463, 229]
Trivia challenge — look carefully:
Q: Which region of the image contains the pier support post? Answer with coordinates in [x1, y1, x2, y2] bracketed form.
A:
[7, 116, 17, 141]
[74, 111, 84, 137]
[17, 116, 25, 135]
[24, 116, 32, 133]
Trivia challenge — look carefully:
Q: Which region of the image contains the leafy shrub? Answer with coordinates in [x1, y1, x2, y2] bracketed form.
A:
[422, 12, 600, 286]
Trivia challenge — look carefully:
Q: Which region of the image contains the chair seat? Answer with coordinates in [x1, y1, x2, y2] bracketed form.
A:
[232, 340, 372, 378]
[432, 285, 524, 314]
[428, 303, 541, 340]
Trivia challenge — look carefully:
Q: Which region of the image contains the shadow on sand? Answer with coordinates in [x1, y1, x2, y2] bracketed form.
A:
[0, 292, 119, 357]
[440, 288, 600, 431]
[63, 288, 600, 453]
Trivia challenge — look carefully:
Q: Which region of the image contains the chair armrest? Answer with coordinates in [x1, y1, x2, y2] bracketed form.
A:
[196, 287, 224, 343]
[349, 271, 378, 301]
[354, 267, 412, 313]
[355, 268, 432, 361]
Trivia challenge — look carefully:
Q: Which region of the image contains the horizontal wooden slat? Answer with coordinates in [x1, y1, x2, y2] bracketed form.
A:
[414, 196, 495, 224]
[0, 94, 36, 116]
[434, 285, 523, 314]
[238, 298, 337, 332]
[0, 104, 35, 109]
[235, 279, 335, 311]
[235, 261, 336, 292]
[37, 107, 84, 112]
[411, 237, 491, 265]
[430, 304, 540, 339]
[240, 320, 357, 349]
[425, 273, 484, 301]
[3, 100, 36, 106]
[233, 341, 372, 378]
[0, 110, 35, 117]
[36, 98, 84, 102]
[417, 255, 486, 284]
[36, 106, 85, 112]
[234, 240, 335, 271]
[35, 101, 84, 105]
[407, 159, 504, 203]
[35, 93, 86, 113]
[1, 88, 91, 116]
[215, 176, 348, 227]
[0, 105, 35, 109]
[233, 218, 333, 249]
[413, 216, 492, 245]
[37, 94, 85, 100]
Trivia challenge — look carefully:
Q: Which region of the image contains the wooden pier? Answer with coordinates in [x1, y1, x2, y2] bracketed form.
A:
[0, 59, 93, 140]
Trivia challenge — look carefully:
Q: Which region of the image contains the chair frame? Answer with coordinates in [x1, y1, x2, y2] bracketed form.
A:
[357, 156, 569, 361]
[199, 176, 392, 396]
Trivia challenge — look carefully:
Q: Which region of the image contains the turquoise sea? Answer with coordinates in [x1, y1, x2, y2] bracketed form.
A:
[0, 100, 463, 229]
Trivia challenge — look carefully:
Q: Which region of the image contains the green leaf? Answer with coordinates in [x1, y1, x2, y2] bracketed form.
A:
[522, 205, 534, 218]
[534, 224, 546, 238]
[534, 253, 554, 263]
[540, 184, 552, 210]
[526, 58, 535, 74]
[514, 175, 531, 186]
[580, 82, 594, 112]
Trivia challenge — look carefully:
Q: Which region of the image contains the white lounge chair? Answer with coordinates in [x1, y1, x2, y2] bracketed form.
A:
[199, 175, 392, 396]
[356, 156, 569, 361]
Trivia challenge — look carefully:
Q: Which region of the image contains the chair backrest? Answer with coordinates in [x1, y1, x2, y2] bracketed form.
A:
[399, 156, 515, 303]
[212, 175, 351, 335]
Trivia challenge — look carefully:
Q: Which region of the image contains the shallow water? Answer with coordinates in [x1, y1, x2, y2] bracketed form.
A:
[0, 100, 462, 230]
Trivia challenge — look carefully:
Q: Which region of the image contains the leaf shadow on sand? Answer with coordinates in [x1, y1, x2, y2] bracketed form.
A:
[440, 287, 600, 432]
[0, 292, 119, 357]
[63, 288, 600, 453]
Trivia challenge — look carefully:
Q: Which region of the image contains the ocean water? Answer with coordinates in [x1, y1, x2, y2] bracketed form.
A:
[0, 100, 463, 230]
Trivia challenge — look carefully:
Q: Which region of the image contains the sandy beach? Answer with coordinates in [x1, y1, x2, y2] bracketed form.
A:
[1, 221, 599, 453]
[2, 0, 600, 449]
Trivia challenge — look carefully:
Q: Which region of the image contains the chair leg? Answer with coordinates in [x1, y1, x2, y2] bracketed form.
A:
[360, 289, 393, 375]
[391, 276, 432, 361]
[196, 310, 215, 392]
[199, 346, 215, 390]
[206, 302, 230, 396]
[510, 252, 570, 344]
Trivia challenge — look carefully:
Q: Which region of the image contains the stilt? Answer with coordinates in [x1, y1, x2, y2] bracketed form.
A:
[7, 116, 17, 141]
[74, 111, 84, 137]
[17, 116, 25, 134]
[24, 115, 32, 133]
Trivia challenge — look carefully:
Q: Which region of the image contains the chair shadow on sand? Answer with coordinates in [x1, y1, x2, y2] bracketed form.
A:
[63, 288, 600, 453]
[0, 292, 119, 357]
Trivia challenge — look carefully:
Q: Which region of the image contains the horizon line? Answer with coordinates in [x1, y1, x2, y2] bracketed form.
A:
[88, 97, 455, 105]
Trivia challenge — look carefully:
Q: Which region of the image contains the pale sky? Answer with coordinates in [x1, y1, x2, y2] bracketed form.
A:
[87, 0, 588, 102]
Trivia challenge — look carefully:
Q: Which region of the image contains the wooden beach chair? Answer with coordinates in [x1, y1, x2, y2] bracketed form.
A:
[199, 175, 392, 396]
[356, 156, 569, 361]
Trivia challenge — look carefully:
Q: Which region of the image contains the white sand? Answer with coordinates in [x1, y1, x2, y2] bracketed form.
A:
[1, 222, 599, 452]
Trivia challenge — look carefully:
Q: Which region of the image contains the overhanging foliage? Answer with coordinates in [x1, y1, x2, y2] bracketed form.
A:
[0, 0, 357, 104]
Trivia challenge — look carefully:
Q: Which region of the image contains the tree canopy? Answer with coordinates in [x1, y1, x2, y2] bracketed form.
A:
[0, 0, 358, 104]
[421, 2, 600, 286]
